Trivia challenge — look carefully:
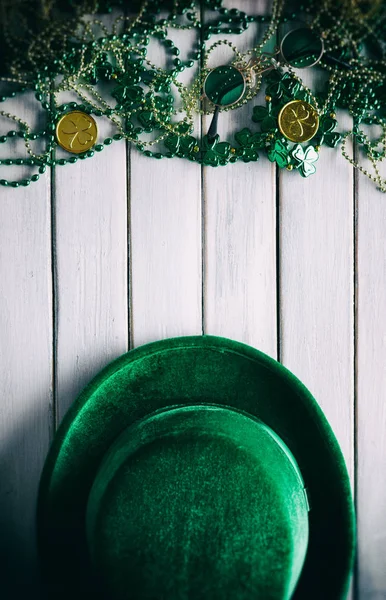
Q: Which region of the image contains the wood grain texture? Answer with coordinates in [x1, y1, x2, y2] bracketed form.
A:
[54, 142, 129, 423]
[204, 0, 277, 356]
[130, 27, 202, 347]
[279, 110, 355, 481]
[130, 155, 203, 347]
[356, 172, 386, 600]
[0, 93, 53, 596]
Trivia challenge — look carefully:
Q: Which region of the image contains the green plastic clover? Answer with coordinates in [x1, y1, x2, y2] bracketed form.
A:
[252, 103, 279, 133]
[202, 135, 231, 166]
[267, 138, 290, 168]
[234, 128, 265, 162]
[137, 111, 157, 132]
[85, 52, 115, 84]
[316, 115, 342, 148]
[164, 134, 198, 157]
[291, 144, 319, 177]
[112, 78, 144, 107]
[265, 72, 300, 101]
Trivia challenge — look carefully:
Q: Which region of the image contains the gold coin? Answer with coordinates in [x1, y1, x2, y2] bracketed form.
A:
[278, 100, 319, 143]
[56, 111, 98, 154]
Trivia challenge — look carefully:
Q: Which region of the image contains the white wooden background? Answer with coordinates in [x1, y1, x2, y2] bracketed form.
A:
[0, 2, 386, 598]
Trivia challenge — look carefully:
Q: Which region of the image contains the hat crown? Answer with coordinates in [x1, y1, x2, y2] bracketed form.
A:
[86, 404, 310, 600]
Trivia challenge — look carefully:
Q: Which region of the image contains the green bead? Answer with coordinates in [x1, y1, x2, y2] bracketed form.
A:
[204, 66, 245, 107]
[95, 144, 104, 152]
[31, 174, 40, 182]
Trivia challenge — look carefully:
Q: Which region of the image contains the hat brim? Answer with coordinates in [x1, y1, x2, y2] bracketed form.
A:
[37, 335, 355, 599]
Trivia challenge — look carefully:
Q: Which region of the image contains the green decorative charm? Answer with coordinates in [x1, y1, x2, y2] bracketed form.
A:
[204, 66, 246, 107]
[234, 128, 265, 162]
[268, 139, 291, 169]
[291, 144, 319, 177]
[265, 72, 301, 102]
[315, 115, 342, 148]
[164, 134, 198, 157]
[202, 135, 232, 167]
[252, 103, 279, 133]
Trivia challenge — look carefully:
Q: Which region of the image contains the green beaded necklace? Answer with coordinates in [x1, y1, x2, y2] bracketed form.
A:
[0, 0, 386, 190]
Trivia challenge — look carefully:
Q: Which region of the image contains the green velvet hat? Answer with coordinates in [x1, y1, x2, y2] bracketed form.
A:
[37, 336, 355, 600]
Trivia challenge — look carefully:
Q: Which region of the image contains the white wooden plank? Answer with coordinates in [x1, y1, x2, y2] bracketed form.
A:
[130, 25, 202, 347]
[54, 136, 129, 422]
[53, 12, 129, 423]
[0, 92, 52, 595]
[279, 107, 355, 482]
[204, 0, 277, 356]
[357, 172, 386, 599]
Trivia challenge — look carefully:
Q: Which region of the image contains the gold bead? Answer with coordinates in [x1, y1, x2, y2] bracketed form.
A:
[286, 164, 293, 171]
[315, 145, 321, 151]
[194, 146, 200, 153]
[265, 95, 272, 102]
[330, 112, 336, 119]
[230, 148, 236, 154]
[111, 74, 118, 80]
